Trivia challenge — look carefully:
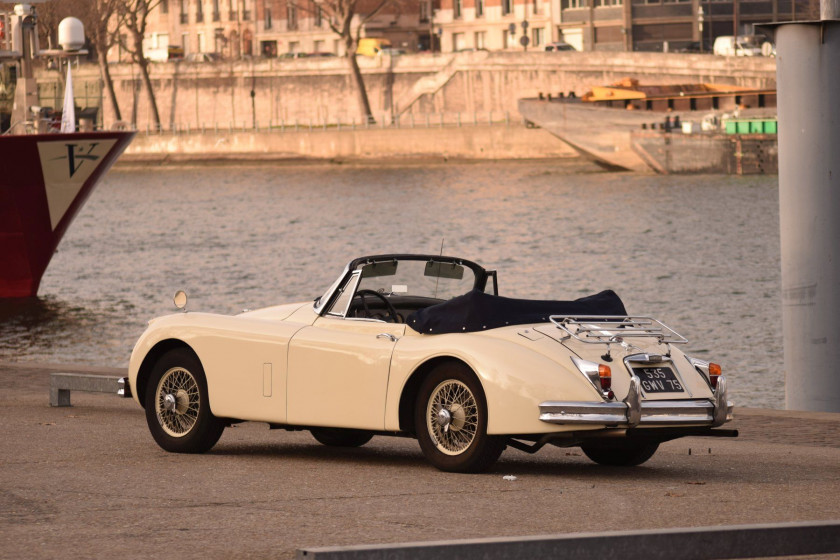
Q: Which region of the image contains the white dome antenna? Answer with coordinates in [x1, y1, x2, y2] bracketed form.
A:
[58, 17, 84, 51]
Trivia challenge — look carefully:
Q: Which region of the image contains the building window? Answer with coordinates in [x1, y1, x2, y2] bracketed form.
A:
[314, 39, 325, 52]
[532, 27, 544, 47]
[179, 0, 188, 23]
[561, 0, 587, 9]
[420, 0, 431, 23]
[475, 0, 484, 17]
[265, 6, 272, 29]
[533, 0, 540, 13]
[197, 31, 206, 53]
[181, 32, 189, 55]
[287, 4, 298, 30]
[288, 41, 300, 53]
[474, 30, 485, 49]
[502, 29, 510, 47]
[454, 0, 462, 18]
[196, 0, 204, 22]
[502, 0, 513, 15]
[314, 5, 323, 26]
[453, 32, 465, 51]
[161, 0, 169, 14]
[262, 40, 277, 57]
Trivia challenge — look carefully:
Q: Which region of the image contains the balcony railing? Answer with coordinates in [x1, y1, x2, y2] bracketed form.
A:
[242, 9, 251, 20]
[180, 13, 188, 24]
[196, 11, 204, 22]
[212, 11, 220, 21]
[229, 10, 238, 20]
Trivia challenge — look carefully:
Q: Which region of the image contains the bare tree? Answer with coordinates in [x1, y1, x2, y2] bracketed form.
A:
[294, 0, 402, 123]
[119, 0, 161, 127]
[77, 0, 124, 122]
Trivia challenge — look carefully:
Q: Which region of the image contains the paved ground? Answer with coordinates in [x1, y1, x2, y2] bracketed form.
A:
[1, 362, 839, 559]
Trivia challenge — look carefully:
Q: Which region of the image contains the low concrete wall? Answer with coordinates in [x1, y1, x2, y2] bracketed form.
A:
[122, 124, 577, 162]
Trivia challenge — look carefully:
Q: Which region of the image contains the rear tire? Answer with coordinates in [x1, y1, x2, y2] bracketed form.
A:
[580, 440, 659, 466]
[144, 347, 225, 454]
[310, 428, 373, 448]
[414, 362, 506, 473]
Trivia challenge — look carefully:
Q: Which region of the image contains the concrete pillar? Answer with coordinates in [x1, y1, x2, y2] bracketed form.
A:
[776, 8, 840, 412]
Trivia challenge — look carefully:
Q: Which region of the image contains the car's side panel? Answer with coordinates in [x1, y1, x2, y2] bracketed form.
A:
[128, 306, 317, 423]
[287, 317, 406, 430]
[386, 328, 604, 435]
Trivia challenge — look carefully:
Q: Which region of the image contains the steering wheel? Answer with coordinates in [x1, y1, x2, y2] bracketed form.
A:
[355, 289, 400, 323]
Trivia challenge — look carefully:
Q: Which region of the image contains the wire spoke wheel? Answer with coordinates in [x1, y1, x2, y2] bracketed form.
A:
[155, 366, 200, 438]
[415, 363, 506, 473]
[144, 348, 225, 454]
[426, 379, 478, 455]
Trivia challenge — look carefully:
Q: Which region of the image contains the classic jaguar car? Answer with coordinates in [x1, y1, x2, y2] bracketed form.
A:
[121, 254, 736, 473]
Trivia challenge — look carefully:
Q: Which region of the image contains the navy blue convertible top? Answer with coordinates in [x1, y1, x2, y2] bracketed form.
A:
[407, 289, 627, 334]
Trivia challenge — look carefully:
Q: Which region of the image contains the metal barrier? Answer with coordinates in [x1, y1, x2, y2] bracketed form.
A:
[296, 520, 840, 560]
[49, 373, 127, 407]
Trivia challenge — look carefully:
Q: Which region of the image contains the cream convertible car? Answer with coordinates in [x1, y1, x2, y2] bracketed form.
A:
[121, 254, 736, 473]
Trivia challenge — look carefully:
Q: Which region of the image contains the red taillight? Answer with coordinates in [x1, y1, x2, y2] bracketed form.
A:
[709, 363, 721, 388]
[598, 364, 612, 391]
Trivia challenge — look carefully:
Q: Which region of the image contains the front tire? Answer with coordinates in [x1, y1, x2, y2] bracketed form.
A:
[310, 428, 373, 448]
[414, 363, 506, 473]
[144, 348, 225, 453]
[580, 440, 659, 466]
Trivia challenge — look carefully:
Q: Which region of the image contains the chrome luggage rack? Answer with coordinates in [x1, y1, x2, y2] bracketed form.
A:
[549, 316, 687, 359]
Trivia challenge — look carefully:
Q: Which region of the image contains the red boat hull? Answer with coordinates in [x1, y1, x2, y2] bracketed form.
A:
[0, 131, 135, 298]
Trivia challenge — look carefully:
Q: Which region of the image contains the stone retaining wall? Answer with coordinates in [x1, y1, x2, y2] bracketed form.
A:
[46, 51, 776, 130]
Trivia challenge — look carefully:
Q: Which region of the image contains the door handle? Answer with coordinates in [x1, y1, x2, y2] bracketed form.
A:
[377, 333, 398, 342]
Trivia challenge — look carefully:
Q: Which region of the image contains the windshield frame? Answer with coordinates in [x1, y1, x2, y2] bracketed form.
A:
[313, 254, 490, 317]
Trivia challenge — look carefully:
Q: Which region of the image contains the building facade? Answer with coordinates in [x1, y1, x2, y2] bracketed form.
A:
[434, 0, 556, 52]
[126, 0, 818, 60]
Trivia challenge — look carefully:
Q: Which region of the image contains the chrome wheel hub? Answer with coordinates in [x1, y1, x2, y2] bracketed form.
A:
[163, 393, 177, 412]
[437, 408, 452, 429]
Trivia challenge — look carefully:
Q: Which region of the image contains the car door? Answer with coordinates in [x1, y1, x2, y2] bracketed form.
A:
[287, 316, 406, 430]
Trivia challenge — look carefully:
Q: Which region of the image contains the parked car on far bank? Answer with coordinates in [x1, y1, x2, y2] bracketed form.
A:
[713, 35, 771, 56]
[545, 42, 576, 52]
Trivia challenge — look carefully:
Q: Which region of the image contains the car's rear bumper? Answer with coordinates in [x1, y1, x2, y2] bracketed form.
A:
[539, 374, 733, 428]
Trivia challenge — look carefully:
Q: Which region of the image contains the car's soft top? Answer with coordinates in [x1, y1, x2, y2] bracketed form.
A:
[407, 289, 627, 334]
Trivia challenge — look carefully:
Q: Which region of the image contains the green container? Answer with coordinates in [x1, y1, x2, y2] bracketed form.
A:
[765, 119, 778, 134]
[725, 121, 737, 134]
[749, 120, 764, 133]
[736, 120, 751, 134]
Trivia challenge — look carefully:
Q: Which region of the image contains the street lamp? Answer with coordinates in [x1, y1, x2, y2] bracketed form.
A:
[698, 6, 705, 53]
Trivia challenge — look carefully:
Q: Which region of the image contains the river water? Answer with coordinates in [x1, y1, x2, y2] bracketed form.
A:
[0, 161, 782, 407]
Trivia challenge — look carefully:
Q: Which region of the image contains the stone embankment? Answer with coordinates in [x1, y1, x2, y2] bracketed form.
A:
[121, 123, 577, 164]
[48, 51, 776, 130]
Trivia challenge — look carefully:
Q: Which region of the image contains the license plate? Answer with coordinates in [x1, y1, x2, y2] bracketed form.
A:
[632, 366, 684, 393]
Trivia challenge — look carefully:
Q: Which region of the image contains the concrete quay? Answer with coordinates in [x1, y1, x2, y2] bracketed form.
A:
[121, 123, 578, 164]
[1, 361, 838, 559]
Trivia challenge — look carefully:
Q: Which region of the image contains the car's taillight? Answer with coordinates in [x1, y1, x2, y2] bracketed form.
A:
[687, 356, 723, 392]
[708, 363, 721, 389]
[598, 364, 612, 391]
[571, 357, 613, 399]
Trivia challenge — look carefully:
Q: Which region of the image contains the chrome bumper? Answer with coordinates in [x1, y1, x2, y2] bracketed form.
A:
[539, 375, 734, 428]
